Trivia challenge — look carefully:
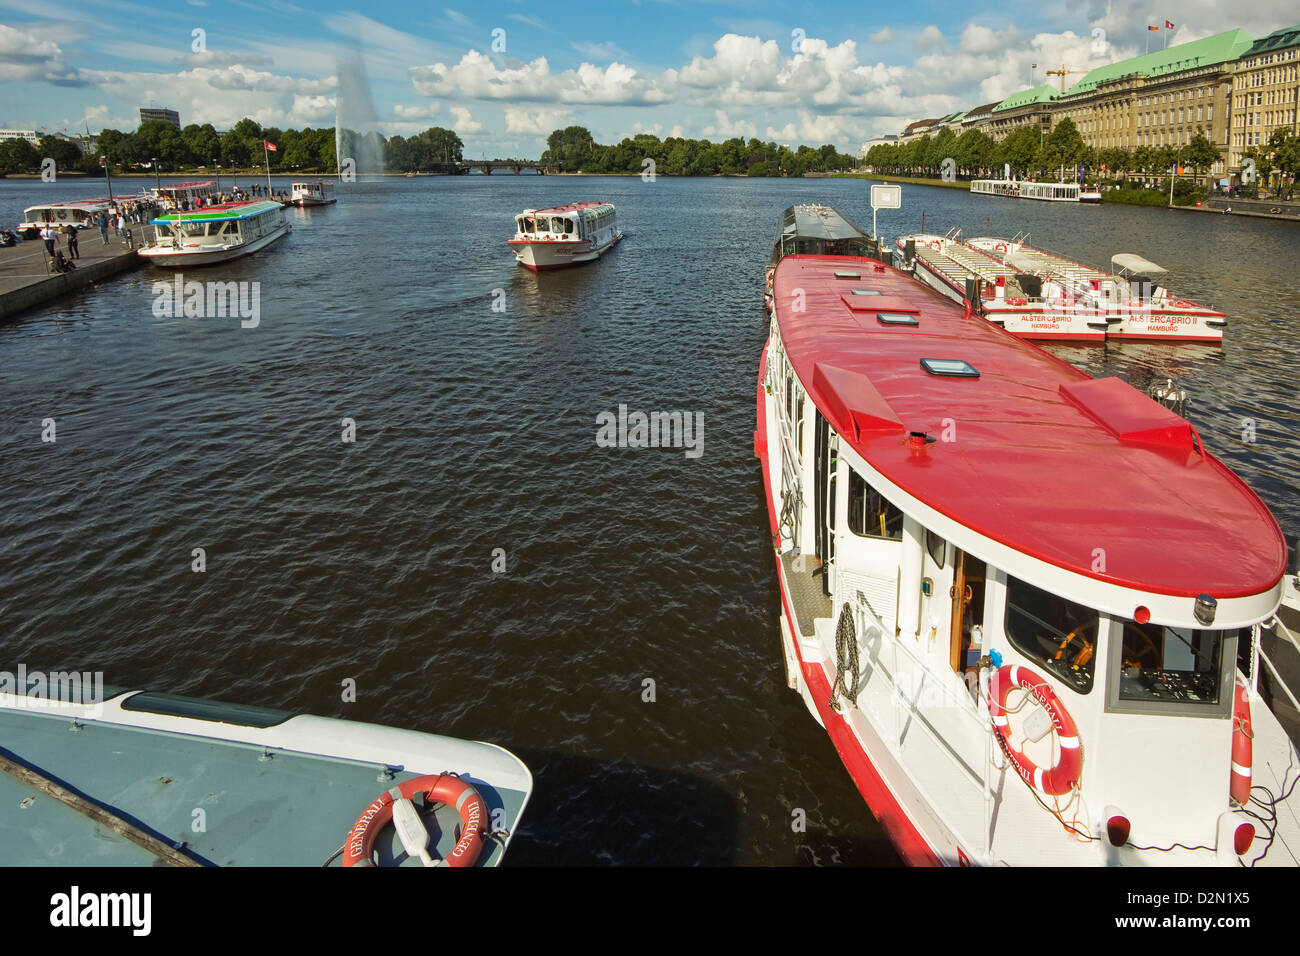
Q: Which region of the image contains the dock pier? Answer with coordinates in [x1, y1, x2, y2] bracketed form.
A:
[0, 224, 150, 322]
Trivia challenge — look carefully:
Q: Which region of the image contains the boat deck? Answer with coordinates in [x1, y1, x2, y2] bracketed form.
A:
[0, 695, 530, 866]
[781, 552, 831, 637]
[910, 241, 1027, 297]
[974, 241, 1115, 288]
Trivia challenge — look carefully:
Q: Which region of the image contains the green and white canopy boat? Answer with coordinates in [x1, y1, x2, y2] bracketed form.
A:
[140, 200, 290, 267]
[0, 683, 531, 866]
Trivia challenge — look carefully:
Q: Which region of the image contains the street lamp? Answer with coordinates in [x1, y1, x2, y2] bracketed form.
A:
[153, 157, 160, 190]
[101, 155, 114, 202]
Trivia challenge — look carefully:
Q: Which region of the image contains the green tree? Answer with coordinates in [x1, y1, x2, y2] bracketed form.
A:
[1182, 129, 1221, 187]
[0, 137, 40, 175]
[36, 135, 82, 171]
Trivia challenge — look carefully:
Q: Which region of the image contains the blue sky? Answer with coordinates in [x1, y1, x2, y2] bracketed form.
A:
[1, 0, 1296, 155]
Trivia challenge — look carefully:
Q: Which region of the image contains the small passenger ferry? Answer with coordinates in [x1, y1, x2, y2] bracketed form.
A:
[0, 682, 531, 866]
[508, 202, 622, 271]
[758, 206, 1297, 865]
[290, 181, 337, 207]
[139, 200, 290, 267]
[18, 197, 140, 236]
[896, 233, 1225, 342]
[152, 180, 220, 208]
[971, 179, 1099, 203]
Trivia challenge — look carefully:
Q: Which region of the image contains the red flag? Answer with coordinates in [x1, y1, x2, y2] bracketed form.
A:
[1165, 19, 1175, 28]
[264, 140, 277, 151]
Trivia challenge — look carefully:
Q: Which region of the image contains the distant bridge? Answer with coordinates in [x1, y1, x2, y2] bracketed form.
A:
[417, 159, 560, 175]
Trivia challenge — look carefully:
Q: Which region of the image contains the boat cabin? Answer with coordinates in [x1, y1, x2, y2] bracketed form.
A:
[1111, 253, 1172, 303]
[152, 180, 219, 208]
[769, 204, 879, 267]
[291, 181, 336, 204]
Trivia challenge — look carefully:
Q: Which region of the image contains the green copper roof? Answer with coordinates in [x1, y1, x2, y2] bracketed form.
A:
[1244, 24, 1300, 56]
[1064, 29, 1255, 96]
[992, 85, 1059, 112]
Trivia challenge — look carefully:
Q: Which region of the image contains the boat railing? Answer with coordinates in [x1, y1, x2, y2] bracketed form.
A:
[849, 589, 998, 854]
[1256, 617, 1300, 716]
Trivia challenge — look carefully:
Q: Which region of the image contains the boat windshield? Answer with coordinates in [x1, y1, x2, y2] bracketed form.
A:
[1107, 622, 1240, 714]
[1004, 576, 1097, 693]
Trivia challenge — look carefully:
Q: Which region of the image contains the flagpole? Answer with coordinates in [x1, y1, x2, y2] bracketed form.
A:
[264, 141, 271, 196]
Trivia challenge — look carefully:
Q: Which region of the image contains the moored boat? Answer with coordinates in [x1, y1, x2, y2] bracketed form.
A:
[764, 204, 880, 311]
[17, 197, 143, 237]
[152, 180, 220, 208]
[757, 206, 1298, 865]
[971, 179, 1099, 203]
[290, 181, 337, 207]
[139, 200, 290, 267]
[508, 202, 622, 271]
[0, 683, 531, 866]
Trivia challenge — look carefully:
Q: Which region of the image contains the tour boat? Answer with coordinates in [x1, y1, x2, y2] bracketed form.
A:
[0, 683, 531, 866]
[17, 197, 140, 236]
[896, 233, 1225, 343]
[508, 202, 622, 271]
[757, 207, 1298, 865]
[966, 237, 1226, 342]
[140, 200, 290, 267]
[152, 180, 220, 207]
[290, 181, 337, 207]
[764, 204, 880, 312]
[970, 180, 1099, 203]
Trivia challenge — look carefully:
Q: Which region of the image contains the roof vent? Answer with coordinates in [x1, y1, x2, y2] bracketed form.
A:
[878, 313, 919, 326]
[920, 358, 979, 378]
[850, 289, 883, 296]
[834, 271, 861, 279]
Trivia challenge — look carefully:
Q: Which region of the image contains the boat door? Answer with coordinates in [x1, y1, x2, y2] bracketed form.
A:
[814, 411, 836, 595]
[948, 549, 987, 681]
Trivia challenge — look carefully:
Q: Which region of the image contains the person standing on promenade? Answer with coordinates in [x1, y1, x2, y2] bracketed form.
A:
[41, 225, 56, 258]
[97, 212, 109, 244]
[64, 223, 79, 260]
[115, 212, 127, 240]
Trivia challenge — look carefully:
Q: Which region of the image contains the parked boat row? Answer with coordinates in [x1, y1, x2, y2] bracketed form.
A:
[895, 233, 1226, 342]
[757, 203, 1299, 866]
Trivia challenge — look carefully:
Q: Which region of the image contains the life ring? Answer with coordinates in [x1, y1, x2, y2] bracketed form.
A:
[1171, 299, 1193, 309]
[1230, 678, 1252, 806]
[929, 240, 942, 251]
[987, 664, 1082, 796]
[994, 242, 1008, 253]
[342, 773, 487, 867]
[1006, 296, 1027, 306]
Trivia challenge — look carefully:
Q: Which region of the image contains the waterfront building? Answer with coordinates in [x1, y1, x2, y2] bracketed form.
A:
[1052, 29, 1250, 183]
[961, 102, 1003, 132]
[139, 107, 181, 128]
[1229, 24, 1300, 177]
[988, 85, 1058, 141]
[900, 118, 940, 143]
[858, 134, 899, 157]
[0, 129, 39, 144]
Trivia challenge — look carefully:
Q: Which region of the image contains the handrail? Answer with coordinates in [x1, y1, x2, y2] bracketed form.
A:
[1258, 646, 1300, 715]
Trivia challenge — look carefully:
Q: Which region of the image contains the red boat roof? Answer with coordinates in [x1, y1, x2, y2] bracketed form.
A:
[772, 254, 1285, 598]
[523, 202, 611, 215]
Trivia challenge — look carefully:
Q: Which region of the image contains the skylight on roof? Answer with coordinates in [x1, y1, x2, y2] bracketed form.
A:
[878, 313, 920, 326]
[851, 289, 883, 295]
[920, 358, 979, 378]
[834, 271, 861, 279]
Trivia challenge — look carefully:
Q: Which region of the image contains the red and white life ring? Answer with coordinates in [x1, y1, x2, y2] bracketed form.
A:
[994, 242, 1008, 253]
[987, 664, 1082, 796]
[1230, 678, 1252, 806]
[929, 240, 942, 251]
[342, 774, 487, 867]
[1171, 299, 1194, 309]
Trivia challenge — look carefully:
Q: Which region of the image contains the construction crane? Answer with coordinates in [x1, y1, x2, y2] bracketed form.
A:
[1046, 64, 1087, 93]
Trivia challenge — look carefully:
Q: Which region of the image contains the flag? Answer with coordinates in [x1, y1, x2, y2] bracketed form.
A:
[264, 141, 277, 152]
[1031, 62, 1037, 68]
[1165, 20, 1175, 28]
[1148, 25, 1159, 31]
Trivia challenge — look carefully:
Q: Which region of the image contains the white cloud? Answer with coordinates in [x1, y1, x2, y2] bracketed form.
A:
[503, 106, 572, 134]
[913, 26, 946, 51]
[701, 109, 756, 139]
[870, 27, 896, 44]
[450, 105, 483, 134]
[410, 50, 670, 104]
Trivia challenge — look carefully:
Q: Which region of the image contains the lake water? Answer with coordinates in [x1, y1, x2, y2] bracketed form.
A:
[2, 174, 1297, 865]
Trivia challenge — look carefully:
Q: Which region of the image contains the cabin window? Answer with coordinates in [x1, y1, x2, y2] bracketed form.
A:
[925, 528, 946, 568]
[847, 470, 902, 540]
[1106, 623, 1238, 716]
[1004, 577, 1097, 693]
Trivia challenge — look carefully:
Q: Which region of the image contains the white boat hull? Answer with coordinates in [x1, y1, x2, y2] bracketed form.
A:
[511, 231, 622, 271]
[140, 221, 291, 268]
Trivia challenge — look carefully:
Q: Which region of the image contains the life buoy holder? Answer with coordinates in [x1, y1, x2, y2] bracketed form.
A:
[342, 773, 487, 867]
[929, 240, 942, 251]
[994, 242, 1008, 253]
[1230, 678, 1252, 806]
[987, 664, 1082, 796]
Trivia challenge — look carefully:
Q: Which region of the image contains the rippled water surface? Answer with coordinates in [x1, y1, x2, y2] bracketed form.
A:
[2, 176, 1297, 865]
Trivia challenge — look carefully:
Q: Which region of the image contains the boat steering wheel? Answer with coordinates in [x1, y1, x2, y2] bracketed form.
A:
[1122, 627, 1163, 669]
[1054, 618, 1098, 673]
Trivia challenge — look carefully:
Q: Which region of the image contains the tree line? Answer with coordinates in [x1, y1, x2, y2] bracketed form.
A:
[863, 118, 1235, 185]
[539, 125, 859, 176]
